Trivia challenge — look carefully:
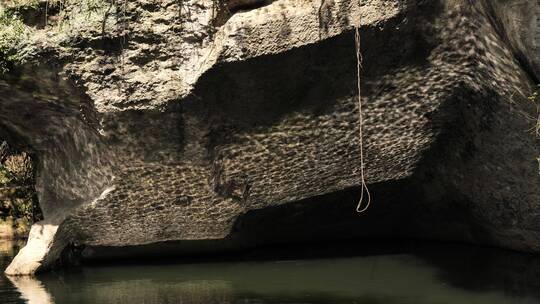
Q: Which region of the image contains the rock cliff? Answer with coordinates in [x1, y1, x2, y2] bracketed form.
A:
[1, 0, 539, 274]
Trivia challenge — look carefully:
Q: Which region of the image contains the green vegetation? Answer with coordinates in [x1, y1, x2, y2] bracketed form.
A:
[0, 141, 41, 224]
[0, 4, 31, 74]
[0, 0, 118, 75]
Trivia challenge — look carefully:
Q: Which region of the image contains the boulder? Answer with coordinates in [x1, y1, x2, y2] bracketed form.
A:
[0, 0, 538, 274]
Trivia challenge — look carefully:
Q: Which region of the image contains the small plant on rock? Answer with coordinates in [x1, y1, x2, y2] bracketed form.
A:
[529, 84, 540, 137]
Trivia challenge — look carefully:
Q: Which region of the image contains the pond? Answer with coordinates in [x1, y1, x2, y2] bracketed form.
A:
[1, 240, 540, 304]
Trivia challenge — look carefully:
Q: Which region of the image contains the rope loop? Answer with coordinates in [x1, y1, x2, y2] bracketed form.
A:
[355, 27, 371, 213]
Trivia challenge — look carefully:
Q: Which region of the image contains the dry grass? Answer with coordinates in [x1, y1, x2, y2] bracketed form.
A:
[529, 84, 540, 137]
[0, 142, 40, 222]
[4, 152, 33, 182]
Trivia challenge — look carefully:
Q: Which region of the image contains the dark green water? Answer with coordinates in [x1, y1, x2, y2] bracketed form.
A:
[2, 240, 540, 304]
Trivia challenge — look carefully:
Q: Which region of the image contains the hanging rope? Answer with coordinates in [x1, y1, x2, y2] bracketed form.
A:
[355, 27, 371, 213]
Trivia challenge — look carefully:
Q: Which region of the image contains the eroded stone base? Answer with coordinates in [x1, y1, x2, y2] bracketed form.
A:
[4, 221, 63, 276]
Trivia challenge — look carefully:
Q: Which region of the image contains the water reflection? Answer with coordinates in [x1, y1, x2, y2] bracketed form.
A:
[0, 240, 27, 304]
[2, 241, 540, 304]
[7, 276, 52, 304]
[0, 240, 24, 258]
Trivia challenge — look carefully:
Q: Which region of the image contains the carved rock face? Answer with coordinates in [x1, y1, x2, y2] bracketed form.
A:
[1, 0, 539, 274]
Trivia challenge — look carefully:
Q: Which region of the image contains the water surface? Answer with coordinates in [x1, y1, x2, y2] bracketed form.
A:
[1, 240, 540, 304]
